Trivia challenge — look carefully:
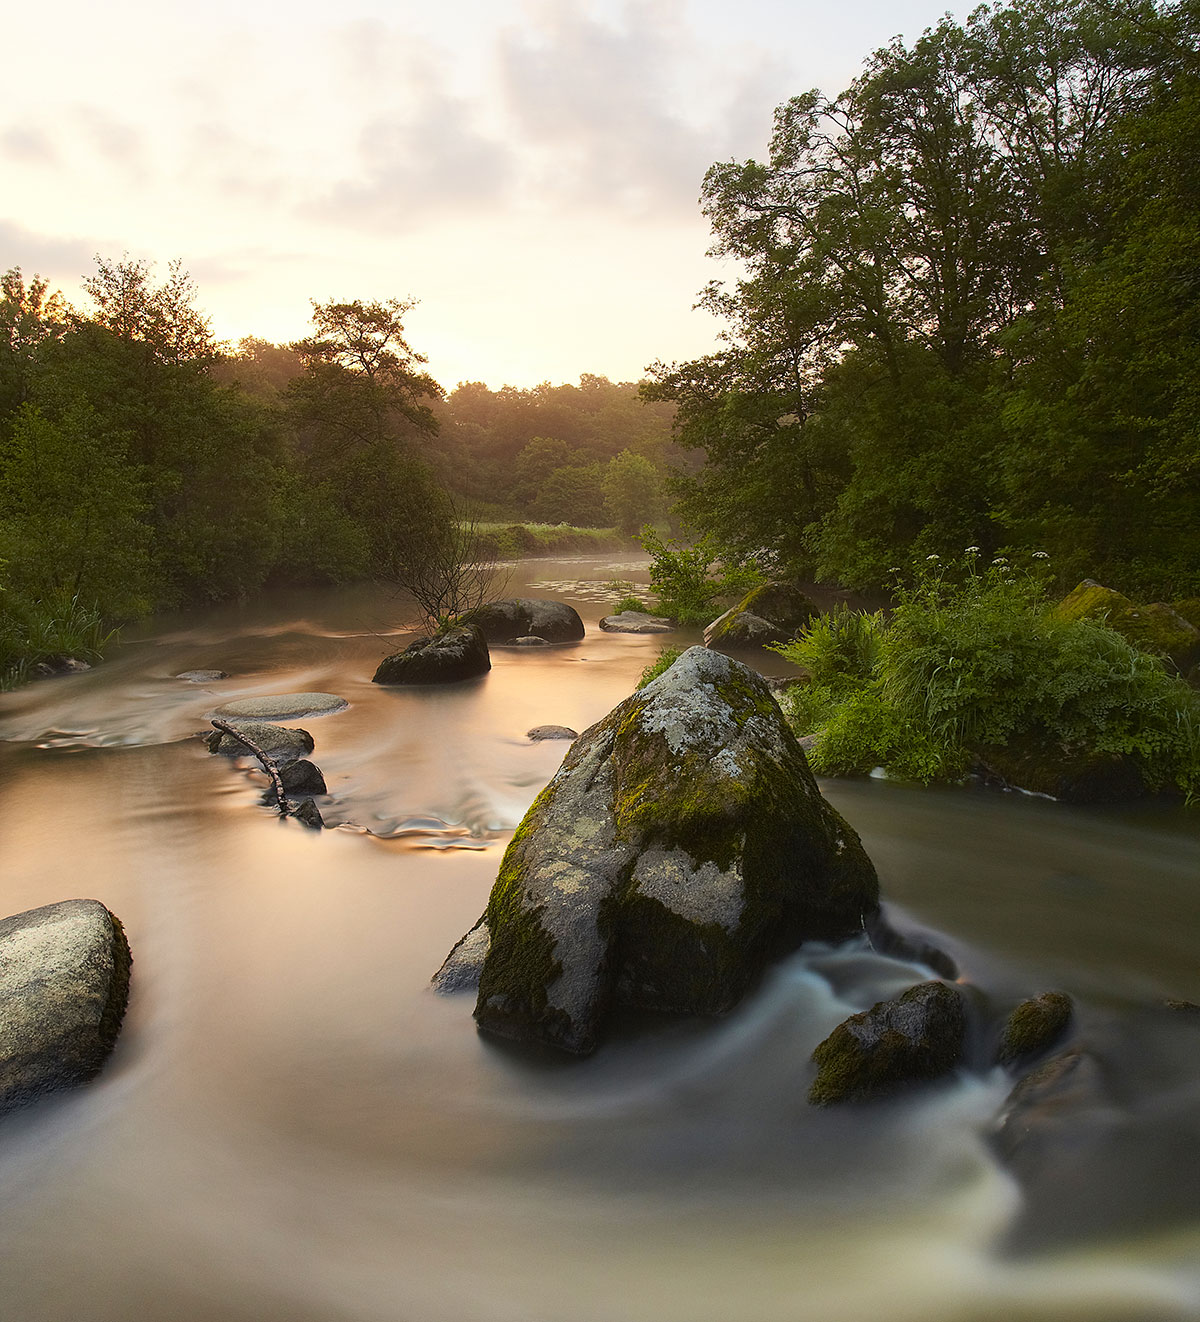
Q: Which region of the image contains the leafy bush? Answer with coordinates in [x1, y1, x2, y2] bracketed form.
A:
[0, 584, 116, 689]
[639, 527, 764, 626]
[774, 551, 1200, 798]
[614, 595, 650, 613]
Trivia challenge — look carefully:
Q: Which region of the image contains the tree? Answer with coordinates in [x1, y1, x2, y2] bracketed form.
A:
[0, 268, 67, 420]
[602, 449, 663, 534]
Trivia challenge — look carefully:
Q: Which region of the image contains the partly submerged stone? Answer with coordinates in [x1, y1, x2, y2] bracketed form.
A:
[527, 725, 578, 741]
[289, 799, 325, 829]
[461, 599, 584, 644]
[704, 584, 818, 652]
[434, 646, 880, 1054]
[996, 992, 1074, 1068]
[599, 610, 673, 633]
[213, 692, 347, 720]
[971, 740, 1146, 803]
[205, 720, 315, 759]
[32, 657, 92, 679]
[808, 980, 967, 1105]
[372, 625, 490, 685]
[0, 899, 132, 1115]
[512, 635, 549, 646]
[176, 669, 229, 682]
[277, 758, 327, 796]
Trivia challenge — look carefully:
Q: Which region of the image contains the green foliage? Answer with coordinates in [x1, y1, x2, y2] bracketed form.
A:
[636, 647, 683, 689]
[0, 583, 115, 689]
[614, 595, 650, 613]
[655, 0, 1200, 597]
[773, 604, 883, 691]
[639, 526, 750, 626]
[777, 551, 1200, 798]
[602, 449, 663, 535]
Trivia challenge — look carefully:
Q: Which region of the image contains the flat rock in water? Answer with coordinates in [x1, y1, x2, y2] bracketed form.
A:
[462, 599, 585, 644]
[213, 692, 347, 719]
[177, 669, 229, 682]
[512, 635, 549, 646]
[205, 720, 315, 759]
[372, 626, 491, 685]
[434, 646, 879, 1054]
[527, 725, 578, 741]
[599, 610, 673, 634]
[0, 899, 132, 1114]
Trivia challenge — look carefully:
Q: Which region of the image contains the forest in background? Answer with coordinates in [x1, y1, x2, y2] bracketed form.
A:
[0, 263, 673, 680]
[647, 0, 1200, 599]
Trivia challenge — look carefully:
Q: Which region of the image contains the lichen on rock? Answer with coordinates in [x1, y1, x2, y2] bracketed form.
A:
[436, 646, 880, 1054]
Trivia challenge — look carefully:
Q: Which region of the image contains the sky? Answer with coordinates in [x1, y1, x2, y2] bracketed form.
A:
[2, 0, 977, 390]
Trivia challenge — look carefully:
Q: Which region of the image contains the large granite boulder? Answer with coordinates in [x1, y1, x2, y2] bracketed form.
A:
[809, 980, 967, 1105]
[705, 584, 819, 652]
[0, 900, 132, 1115]
[205, 720, 315, 759]
[1056, 580, 1200, 672]
[372, 625, 490, 685]
[461, 598, 584, 644]
[433, 647, 880, 1054]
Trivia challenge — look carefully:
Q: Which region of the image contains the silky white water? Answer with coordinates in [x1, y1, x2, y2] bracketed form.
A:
[0, 558, 1198, 1322]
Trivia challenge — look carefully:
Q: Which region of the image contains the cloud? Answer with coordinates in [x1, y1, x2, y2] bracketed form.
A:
[0, 126, 59, 166]
[0, 220, 100, 279]
[494, 0, 785, 215]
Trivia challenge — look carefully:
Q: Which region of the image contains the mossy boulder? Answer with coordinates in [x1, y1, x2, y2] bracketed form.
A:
[809, 980, 967, 1105]
[704, 584, 819, 653]
[996, 992, 1074, 1068]
[0, 900, 132, 1115]
[372, 625, 490, 685]
[1056, 580, 1200, 672]
[460, 598, 584, 644]
[433, 647, 880, 1054]
[205, 720, 315, 759]
[1171, 598, 1200, 630]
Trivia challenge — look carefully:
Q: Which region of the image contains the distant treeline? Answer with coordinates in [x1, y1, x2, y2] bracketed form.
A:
[0, 261, 672, 678]
[648, 0, 1200, 598]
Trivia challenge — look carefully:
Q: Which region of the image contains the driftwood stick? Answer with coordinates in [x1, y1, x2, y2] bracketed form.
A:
[210, 719, 293, 816]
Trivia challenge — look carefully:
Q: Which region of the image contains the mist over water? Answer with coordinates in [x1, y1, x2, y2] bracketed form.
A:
[1, 557, 1198, 1322]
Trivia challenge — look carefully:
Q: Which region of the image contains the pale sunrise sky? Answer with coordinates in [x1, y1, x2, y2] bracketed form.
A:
[3, 0, 976, 390]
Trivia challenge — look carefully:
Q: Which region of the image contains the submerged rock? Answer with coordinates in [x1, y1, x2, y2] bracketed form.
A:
[996, 992, 1074, 1068]
[32, 657, 92, 679]
[176, 669, 229, 682]
[0, 899, 132, 1115]
[290, 799, 325, 829]
[205, 720, 315, 759]
[434, 646, 879, 1054]
[213, 692, 347, 719]
[808, 980, 967, 1105]
[462, 599, 584, 644]
[599, 610, 673, 634]
[704, 584, 818, 652]
[527, 725, 578, 741]
[513, 635, 549, 647]
[372, 626, 490, 685]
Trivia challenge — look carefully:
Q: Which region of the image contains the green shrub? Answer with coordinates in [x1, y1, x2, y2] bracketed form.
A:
[614, 595, 650, 613]
[639, 527, 763, 626]
[0, 586, 116, 689]
[773, 605, 884, 692]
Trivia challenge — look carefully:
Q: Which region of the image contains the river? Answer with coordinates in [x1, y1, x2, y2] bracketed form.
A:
[1, 556, 1198, 1322]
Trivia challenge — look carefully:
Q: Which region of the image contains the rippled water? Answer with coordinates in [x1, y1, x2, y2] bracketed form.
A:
[1, 557, 1198, 1322]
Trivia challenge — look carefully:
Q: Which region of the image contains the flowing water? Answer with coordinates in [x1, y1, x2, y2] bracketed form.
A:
[1, 557, 1199, 1322]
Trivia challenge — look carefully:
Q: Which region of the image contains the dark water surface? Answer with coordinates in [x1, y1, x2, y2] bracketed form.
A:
[1, 557, 1198, 1322]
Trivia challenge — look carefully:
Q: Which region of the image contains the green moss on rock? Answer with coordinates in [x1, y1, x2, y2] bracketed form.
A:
[996, 992, 1073, 1068]
[809, 981, 967, 1105]
[704, 583, 819, 652]
[1055, 581, 1200, 671]
[458, 647, 880, 1054]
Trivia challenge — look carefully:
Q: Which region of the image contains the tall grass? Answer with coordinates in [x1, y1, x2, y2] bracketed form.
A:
[0, 590, 115, 689]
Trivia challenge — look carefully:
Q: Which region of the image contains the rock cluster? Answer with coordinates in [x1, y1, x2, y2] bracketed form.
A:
[461, 599, 585, 645]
